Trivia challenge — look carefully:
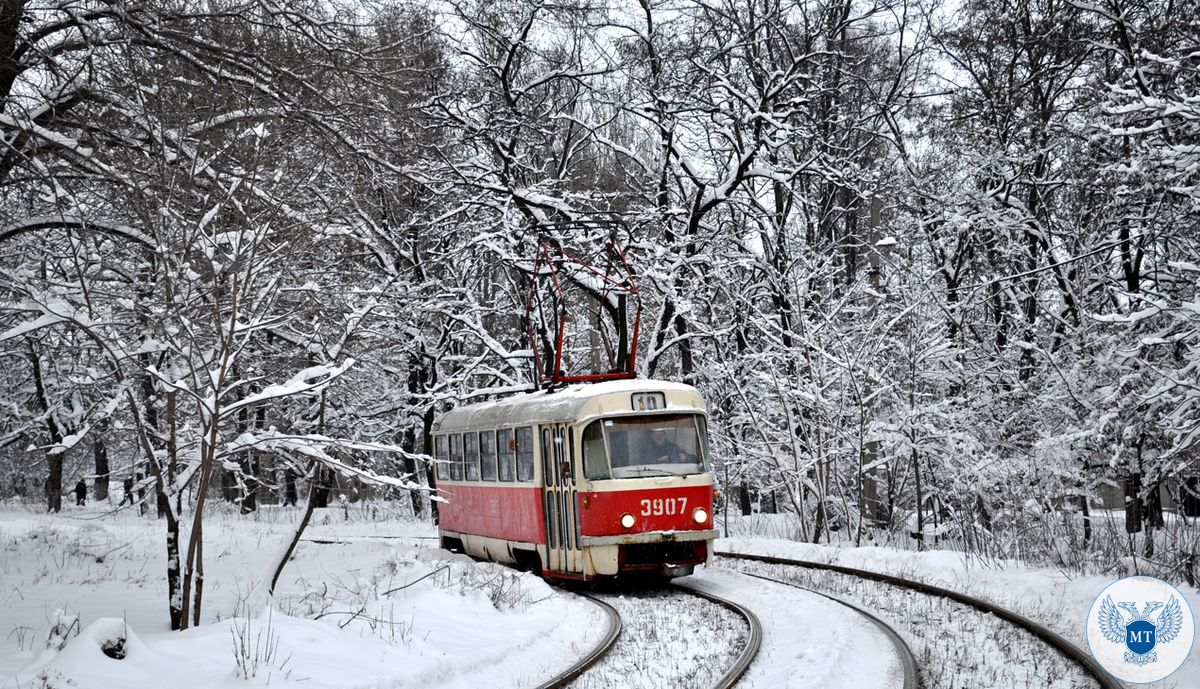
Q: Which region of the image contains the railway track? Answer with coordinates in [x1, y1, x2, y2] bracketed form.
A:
[717, 551, 1122, 689]
[675, 585, 762, 689]
[727, 567, 918, 689]
[536, 593, 622, 689]
[557, 584, 761, 689]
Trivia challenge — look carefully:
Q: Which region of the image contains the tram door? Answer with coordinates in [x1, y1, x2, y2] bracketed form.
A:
[541, 423, 582, 574]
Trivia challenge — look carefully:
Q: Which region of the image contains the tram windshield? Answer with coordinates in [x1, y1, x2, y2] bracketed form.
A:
[583, 414, 709, 480]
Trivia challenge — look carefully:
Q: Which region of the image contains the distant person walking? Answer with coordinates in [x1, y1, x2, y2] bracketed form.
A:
[74, 479, 87, 506]
[120, 476, 134, 506]
[283, 472, 298, 507]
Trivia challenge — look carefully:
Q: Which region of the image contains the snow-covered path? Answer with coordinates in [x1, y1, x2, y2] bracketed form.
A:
[677, 567, 905, 689]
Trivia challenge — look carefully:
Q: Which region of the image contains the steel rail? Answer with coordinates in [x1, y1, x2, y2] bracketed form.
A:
[716, 551, 1121, 689]
[673, 584, 763, 689]
[732, 568, 919, 689]
[301, 535, 439, 544]
[535, 592, 622, 689]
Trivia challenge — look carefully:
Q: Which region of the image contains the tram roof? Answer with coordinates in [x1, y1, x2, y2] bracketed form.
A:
[433, 379, 705, 432]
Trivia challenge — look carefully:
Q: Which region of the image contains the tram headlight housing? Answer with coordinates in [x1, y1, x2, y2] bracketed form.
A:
[620, 513, 636, 529]
[693, 507, 709, 524]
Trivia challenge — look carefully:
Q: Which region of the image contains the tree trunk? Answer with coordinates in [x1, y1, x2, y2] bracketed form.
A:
[270, 461, 320, 596]
[166, 390, 179, 514]
[1124, 472, 1143, 534]
[423, 404, 438, 523]
[240, 456, 259, 514]
[1080, 492, 1092, 547]
[235, 405, 258, 513]
[401, 426, 421, 517]
[912, 446, 925, 549]
[93, 419, 110, 502]
[975, 493, 992, 532]
[166, 519, 182, 629]
[46, 453, 62, 513]
[312, 393, 331, 508]
[28, 340, 64, 513]
[221, 468, 237, 502]
[180, 425, 217, 630]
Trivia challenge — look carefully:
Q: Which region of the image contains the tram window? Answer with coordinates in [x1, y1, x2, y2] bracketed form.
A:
[546, 493, 558, 548]
[434, 435, 449, 481]
[449, 433, 463, 481]
[586, 414, 708, 479]
[608, 430, 631, 469]
[562, 492, 573, 551]
[516, 427, 534, 482]
[565, 430, 575, 480]
[582, 421, 610, 480]
[542, 428, 555, 487]
[497, 429, 516, 482]
[464, 432, 481, 481]
[480, 430, 498, 481]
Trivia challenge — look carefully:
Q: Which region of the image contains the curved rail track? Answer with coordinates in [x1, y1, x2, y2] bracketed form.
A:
[675, 584, 762, 689]
[729, 568, 918, 689]
[717, 551, 1121, 689]
[537, 593, 623, 689]
[558, 583, 761, 689]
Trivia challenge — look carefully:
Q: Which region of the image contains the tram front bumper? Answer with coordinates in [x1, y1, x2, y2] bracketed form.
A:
[581, 530, 717, 576]
[580, 529, 718, 546]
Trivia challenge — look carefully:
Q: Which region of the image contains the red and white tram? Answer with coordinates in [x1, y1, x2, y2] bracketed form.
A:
[433, 379, 717, 580]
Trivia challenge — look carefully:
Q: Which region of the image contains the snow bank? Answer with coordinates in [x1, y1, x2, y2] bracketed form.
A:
[0, 508, 601, 689]
[719, 536, 1200, 689]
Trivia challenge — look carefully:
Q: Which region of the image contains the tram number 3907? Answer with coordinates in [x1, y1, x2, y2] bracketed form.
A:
[640, 497, 687, 516]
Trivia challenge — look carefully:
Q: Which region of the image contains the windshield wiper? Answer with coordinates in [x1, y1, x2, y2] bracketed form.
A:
[620, 466, 676, 477]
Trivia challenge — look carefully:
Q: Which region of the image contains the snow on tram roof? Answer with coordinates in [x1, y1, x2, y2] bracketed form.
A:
[433, 379, 704, 432]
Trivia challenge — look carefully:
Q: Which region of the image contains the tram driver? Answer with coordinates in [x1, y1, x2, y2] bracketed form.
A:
[649, 426, 696, 465]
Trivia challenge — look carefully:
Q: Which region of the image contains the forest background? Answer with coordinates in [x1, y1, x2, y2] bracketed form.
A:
[1, 0, 1198, 626]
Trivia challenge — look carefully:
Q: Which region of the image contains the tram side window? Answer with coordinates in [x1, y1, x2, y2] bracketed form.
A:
[516, 427, 534, 482]
[566, 430, 575, 480]
[582, 421, 610, 480]
[435, 435, 449, 481]
[449, 433, 463, 481]
[464, 432, 481, 481]
[497, 429, 516, 482]
[480, 430, 498, 481]
[541, 428, 555, 487]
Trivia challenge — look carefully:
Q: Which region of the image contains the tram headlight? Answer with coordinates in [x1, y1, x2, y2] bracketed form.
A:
[693, 507, 709, 524]
[620, 513, 636, 529]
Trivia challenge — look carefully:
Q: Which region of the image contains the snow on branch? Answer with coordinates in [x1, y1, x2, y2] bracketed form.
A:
[0, 312, 69, 342]
[0, 299, 95, 342]
[230, 360, 356, 409]
[223, 430, 434, 495]
[0, 215, 155, 248]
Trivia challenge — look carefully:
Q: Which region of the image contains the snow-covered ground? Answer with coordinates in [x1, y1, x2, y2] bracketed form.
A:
[678, 568, 903, 689]
[717, 515, 1200, 689]
[568, 587, 746, 689]
[0, 504, 602, 689]
[5, 504, 1196, 689]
